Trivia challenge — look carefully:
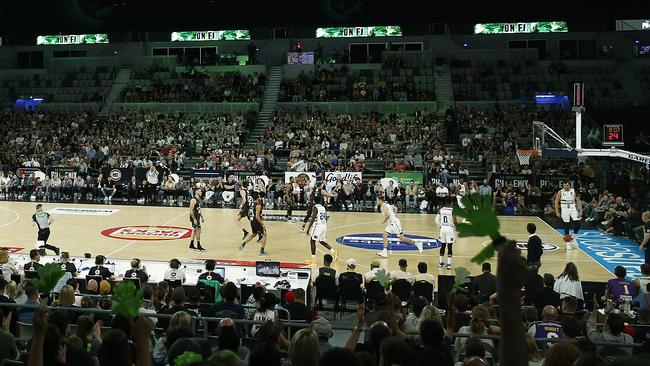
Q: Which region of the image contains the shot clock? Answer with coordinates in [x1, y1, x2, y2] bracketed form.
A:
[603, 124, 624, 146]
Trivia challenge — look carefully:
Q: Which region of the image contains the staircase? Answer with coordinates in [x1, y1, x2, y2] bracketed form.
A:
[243, 65, 284, 150]
[100, 68, 131, 113]
[434, 65, 454, 117]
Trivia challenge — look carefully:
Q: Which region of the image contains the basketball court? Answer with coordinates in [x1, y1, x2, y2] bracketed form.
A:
[0, 201, 615, 282]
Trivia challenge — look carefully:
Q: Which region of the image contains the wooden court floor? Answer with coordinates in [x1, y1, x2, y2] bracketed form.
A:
[0, 201, 613, 282]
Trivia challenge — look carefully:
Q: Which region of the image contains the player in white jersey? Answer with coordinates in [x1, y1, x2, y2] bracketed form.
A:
[305, 195, 339, 264]
[436, 197, 458, 269]
[376, 195, 423, 258]
[554, 181, 583, 250]
[456, 179, 468, 209]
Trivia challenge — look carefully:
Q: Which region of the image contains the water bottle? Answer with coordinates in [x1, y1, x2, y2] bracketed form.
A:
[623, 298, 631, 314]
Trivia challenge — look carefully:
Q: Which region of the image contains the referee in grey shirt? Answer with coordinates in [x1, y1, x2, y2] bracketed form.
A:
[32, 204, 60, 255]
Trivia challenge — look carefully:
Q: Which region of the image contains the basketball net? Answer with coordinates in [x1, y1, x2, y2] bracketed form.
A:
[516, 149, 540, 165]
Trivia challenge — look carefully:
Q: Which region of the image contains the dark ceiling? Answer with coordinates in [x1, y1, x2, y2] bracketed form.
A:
[0, 0, 645, 34]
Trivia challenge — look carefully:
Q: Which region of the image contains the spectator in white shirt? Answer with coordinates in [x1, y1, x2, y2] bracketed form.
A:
[390, 258, 415, 285]
[414, 262, 435, 286]
[364, 261, 381, 285]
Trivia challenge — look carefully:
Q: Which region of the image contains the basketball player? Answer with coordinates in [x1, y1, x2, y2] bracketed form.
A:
[236, 181, 253, 239]
[304, 195, 339, 264]
[32, 204, 60, 255]
[456, 179, 468, 209]
[284, 180, 295, 222]
[376, 195, 423, 258]
[554, 181, 583, 250]
[239, 193, 267, 256]
[435, 197, 457, 269]
[189, 189, 206, 251]
[301, 182, 336, 232]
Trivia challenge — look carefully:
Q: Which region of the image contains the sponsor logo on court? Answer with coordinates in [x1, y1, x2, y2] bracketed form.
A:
[336, 233, 440, 251]
[0, 247, 24, 253]
[481, 240, 559, 252]
[561, 229, 644, 278]
[101, 225, 192, 241]
[50, 207, 119, 216]
[262, 214, 329, 222]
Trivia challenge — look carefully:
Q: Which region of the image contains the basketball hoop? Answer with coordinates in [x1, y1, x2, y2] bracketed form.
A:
[516, 149, 540, 165]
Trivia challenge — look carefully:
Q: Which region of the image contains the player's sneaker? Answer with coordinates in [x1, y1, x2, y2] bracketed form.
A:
[53, 246, 60, 256]
[300, 227, 306, 232]
[196, 244, 206, 251]
[331, 250, 339, 262]
[256, 235, 263, 243]
[259, 249, 267, 256]
[439, 262, 445, 269]
[189, 243, 196, 250]
[566, 241, 573, 250]
[414, 241, 423, 253]
[446, 264, 451, 270]
[238, 242, 246, 251]
[376, 250, 388, 258]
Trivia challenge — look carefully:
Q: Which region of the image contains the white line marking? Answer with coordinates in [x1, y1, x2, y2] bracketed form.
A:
[0, 207, 20, 229]
[107, 211, 187, 256]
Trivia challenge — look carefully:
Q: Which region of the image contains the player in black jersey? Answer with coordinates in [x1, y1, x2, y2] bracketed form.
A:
[300, 183, 336, 232]
[284, 179, 295, 222]
[189, 189, 206, 251]
[236, 181, 253, 240]
[239, 192, 267, 256]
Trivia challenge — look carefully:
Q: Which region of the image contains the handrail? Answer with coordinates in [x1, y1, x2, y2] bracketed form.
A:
[1, 302, 646, 349]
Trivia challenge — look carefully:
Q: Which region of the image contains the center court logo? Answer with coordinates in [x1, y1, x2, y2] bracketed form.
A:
[336, 233, 440, 251]
[101, 226, 192, 241]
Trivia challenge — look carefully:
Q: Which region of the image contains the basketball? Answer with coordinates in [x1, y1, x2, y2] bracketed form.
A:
[563, 234, 572, 242]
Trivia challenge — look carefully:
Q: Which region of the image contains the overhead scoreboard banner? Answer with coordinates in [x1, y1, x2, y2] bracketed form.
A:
[384, 172, 423, 185]
[37, 34, 109, 45]
[316, 26, 402, 38]
[474, 21, 568, 34]
[616, 19, 650, 31]
[171, 30, 251, 41]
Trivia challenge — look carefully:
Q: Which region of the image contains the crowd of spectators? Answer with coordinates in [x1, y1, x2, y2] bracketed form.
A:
[279, 65, 434, 102]
[121, 68, 265, 103]
[257, 108, 449, 174]
[1, 243, 649, 366]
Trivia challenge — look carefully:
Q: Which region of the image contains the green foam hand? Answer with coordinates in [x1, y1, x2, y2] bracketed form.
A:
[452, 193, 506, 264]
[375, 269, 392, 289]
[453, 267, 471, 294]
[32, 263, 65, 294]
[111, 281, 144, 318]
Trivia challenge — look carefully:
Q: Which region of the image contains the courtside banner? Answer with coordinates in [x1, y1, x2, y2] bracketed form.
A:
[190, 170, 223, 179]
[385, 172, 423, 185]
[228, 171, 270, 190]
[102, 168, 133, 184]
[324, 172, 362, 184]
[47, 167, 78, 180]
[535, 175, 574, 189]
[489, 174, 533, 189]
[50, 207, 120, 216]
[284, 172, 316, 187]
[429, 173, 483, 186]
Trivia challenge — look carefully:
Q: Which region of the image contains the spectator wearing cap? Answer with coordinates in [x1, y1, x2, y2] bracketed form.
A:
[312, 316, 335, 353]
[364, 261, 381, 285]
[251, 292, 279, 337]
[281, 288, 312, 324]
[339, 258, 363, 288]
[471, 263, 496, 303]
[390, 259, 415, 285]
[414, 262, 435, 286]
